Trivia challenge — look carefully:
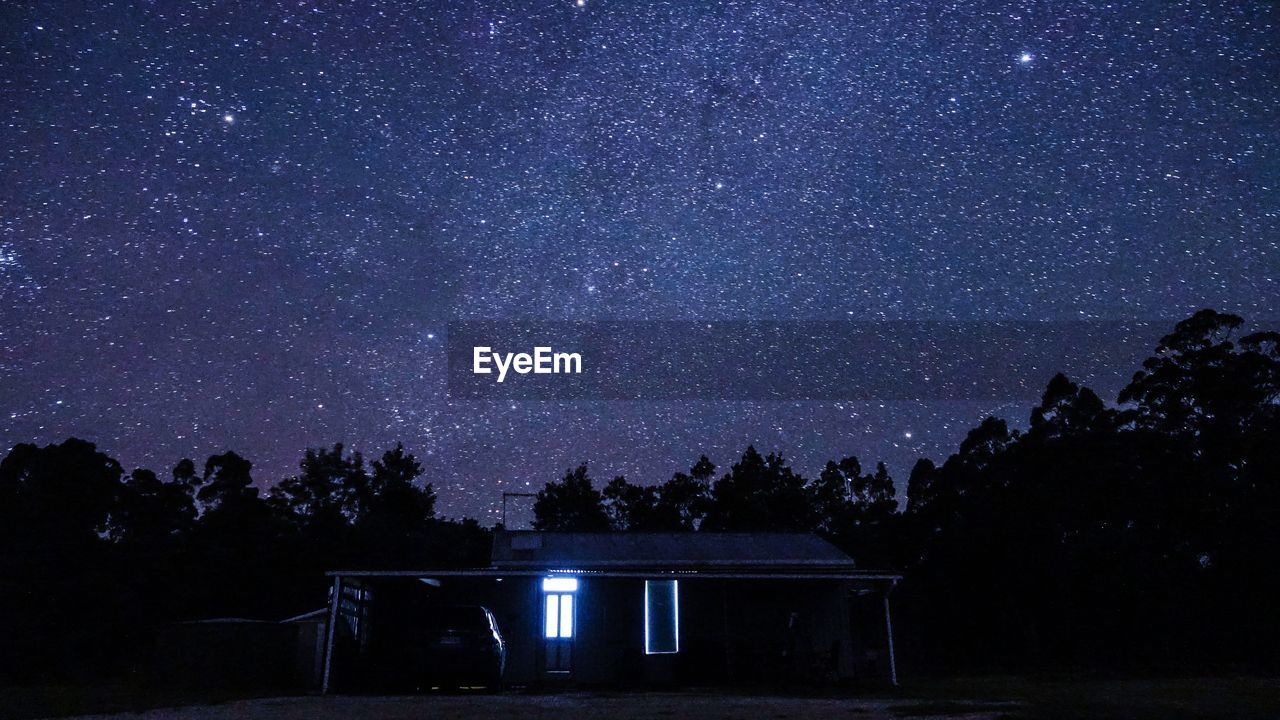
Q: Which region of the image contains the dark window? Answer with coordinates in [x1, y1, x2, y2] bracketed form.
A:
[645, 580, 678, 654]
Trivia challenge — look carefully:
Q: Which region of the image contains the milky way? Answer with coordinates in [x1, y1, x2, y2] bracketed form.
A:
[2, 1, 1277, 521]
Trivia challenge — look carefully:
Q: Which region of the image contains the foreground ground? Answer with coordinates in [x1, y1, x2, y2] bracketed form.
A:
[9, 678, 1280, 720]
[10, 691, 1016, 720]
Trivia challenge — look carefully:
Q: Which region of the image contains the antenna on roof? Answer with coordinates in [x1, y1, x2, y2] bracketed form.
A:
[502, 492, 536, 528]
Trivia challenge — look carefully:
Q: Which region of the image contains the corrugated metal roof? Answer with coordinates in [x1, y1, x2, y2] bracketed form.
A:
[491, 531, 857, 569]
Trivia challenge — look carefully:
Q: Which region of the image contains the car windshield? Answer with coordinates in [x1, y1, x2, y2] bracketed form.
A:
[425, 606, 488, 632]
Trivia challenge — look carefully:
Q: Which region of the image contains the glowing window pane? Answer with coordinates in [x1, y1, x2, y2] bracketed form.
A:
[559, 594, 573, 638]
[542, 577, 579, 593]
[645, 580, 679, 654]
[544, 594, 559, 638]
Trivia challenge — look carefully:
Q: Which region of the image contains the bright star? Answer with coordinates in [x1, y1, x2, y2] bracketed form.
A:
[1019, 52, 1034, 64]
[223, 113, 235, 123]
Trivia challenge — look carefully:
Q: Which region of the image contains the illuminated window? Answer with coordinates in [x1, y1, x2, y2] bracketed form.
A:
[543, 576, 577, 639]
[644, 580, 678, 654]
[542, 577, 579, 593]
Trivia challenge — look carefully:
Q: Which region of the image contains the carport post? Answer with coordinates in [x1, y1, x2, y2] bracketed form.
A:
[883, 580, 898, 686]
[321, 574, 343, 694]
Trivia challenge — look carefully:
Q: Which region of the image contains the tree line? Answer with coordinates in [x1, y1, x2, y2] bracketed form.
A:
[0, 309, 1277, 682]
[0, 441, 489, 683]
[532, 309, 1280, 673]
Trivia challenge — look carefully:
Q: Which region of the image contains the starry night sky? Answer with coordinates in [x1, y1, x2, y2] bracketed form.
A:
[2, 1, 1277, 522]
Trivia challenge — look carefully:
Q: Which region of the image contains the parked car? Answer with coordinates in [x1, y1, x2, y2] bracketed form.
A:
[419, 605, 506, 690]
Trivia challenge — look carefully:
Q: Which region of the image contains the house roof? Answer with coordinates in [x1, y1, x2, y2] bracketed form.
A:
[490, 531, 857, 571]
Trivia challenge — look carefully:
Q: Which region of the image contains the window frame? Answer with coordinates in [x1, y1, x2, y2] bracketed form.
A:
[643, 579, 679, 655]
[542, 576, 577, 639]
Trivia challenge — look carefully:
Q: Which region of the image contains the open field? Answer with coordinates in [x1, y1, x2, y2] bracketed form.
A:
[8, 678, 1280, 720]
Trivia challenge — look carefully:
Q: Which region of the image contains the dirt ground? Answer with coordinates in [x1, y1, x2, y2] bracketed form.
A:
[22, 678, 1280, 720]
[56, 692, 1014, 720]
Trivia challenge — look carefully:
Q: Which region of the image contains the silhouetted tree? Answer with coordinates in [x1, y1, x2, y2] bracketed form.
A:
[809, 456, 862, 535]
[600, 458, 716, 531]
[1030, 373, 1110, 439]
[368, 442, 436, 518]
[269, 443, 366, 528]
[651, 455, 714, 530]
[197, 450, 258, 511]
[703, 446, 815, 531]
[602, 475, 657, 530]
[533, 464, 610, 531]
[903, 458, 937, 516]
[0, 438, 123, 542]
[173, 456, 200, 493]
[117, 467, 197, 545]
[350, 443, 443, 567]
[186, 451, 295, 619]
[809, 456, 898, 566]
[1115, 310, 1280, 662]
[0, 439, 126, 680]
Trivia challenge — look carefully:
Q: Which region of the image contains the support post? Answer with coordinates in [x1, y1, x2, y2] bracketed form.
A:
[883, 580, 899, 687]
[721, 583, 732, 679]
[321, 574, 343, 694]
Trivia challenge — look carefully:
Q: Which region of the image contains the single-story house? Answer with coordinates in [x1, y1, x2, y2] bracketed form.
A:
[321, 531, 901, 692]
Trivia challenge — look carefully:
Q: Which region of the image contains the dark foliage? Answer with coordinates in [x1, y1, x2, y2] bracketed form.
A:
[701, 446, 815, 531]
[514, 310, 1280, 674]
[532, 464, 611, 531]
[0, 440, 486, 684]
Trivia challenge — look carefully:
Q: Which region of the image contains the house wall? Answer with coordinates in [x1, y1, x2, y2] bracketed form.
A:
[336, 574, 876, 689]
[672, 578, 856, 685]
[514, 576, 858, 686]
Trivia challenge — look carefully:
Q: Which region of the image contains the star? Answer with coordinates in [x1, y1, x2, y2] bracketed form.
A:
[0, 0, 1271, 522]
